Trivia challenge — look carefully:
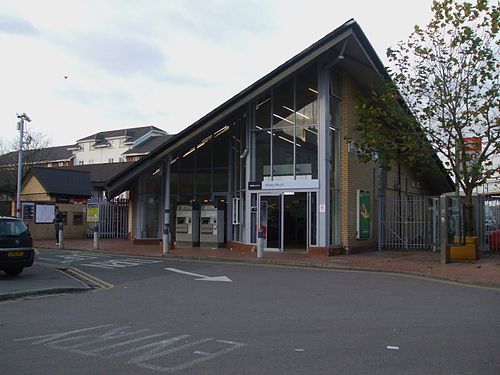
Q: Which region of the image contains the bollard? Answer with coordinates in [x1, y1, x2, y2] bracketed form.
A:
[257, 232, 264, 259]
[162, 233, 170, 256]
[93, 227, 100, 250]
[58, 228, 64, 249]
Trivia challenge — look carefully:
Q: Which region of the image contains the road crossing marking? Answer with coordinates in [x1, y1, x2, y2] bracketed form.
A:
[39, 251, 163, 270]
[82, 258, 162, 270]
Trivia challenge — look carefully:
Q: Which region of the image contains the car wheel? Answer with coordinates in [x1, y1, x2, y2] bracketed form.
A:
[4, 267, 24, 276]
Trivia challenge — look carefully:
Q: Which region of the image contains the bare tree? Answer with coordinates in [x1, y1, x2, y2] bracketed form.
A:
[0, 130, 52, 198]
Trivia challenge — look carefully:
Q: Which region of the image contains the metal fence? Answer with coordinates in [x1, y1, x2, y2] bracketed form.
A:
[478, 194, 500, 252]
[86, 199, 129, 238]
[380, 194, 500, 252]
[381, 196, 438, 250]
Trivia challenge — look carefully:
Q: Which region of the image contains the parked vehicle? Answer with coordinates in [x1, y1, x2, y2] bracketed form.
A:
[0, 217, 35, 276]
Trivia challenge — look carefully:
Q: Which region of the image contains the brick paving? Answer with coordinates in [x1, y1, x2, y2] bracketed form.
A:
[34, 239, 500, 288]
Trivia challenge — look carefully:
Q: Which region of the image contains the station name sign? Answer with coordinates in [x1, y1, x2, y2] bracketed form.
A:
[248, 180, 319, 190]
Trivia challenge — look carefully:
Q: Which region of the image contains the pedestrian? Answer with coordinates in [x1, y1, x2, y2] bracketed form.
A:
[53, 206, 63, 245]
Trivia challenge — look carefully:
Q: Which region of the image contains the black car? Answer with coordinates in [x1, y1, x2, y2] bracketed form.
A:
[0, 216, 35, 276]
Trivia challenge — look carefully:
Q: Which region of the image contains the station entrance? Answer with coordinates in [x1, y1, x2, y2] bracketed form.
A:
[258, 192, 315, 252]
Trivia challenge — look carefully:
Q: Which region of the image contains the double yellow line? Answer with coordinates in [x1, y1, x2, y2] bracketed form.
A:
[65, 267, 114, 291]
[37, 261, 113, 291]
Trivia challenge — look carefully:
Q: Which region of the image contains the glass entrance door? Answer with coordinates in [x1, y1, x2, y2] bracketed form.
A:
[283, 192, 308, 251]
[259, 195, 281, 250]
[258, 192, 312, 252]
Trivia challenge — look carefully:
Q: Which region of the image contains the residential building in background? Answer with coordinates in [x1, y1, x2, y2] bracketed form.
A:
[69, 126, 168, 165]
[0, 145, 74, 169]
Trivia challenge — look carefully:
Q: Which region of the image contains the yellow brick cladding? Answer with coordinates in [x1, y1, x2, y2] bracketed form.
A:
[339, 71, 378, 250]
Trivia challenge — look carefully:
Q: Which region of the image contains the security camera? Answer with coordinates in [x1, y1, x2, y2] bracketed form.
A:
[17, 113, 31, 122]
[240, 149, 249, 159]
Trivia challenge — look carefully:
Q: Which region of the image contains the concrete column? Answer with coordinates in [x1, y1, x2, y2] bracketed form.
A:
[162, 155, 172, 256]
[317, 64, 331, 247]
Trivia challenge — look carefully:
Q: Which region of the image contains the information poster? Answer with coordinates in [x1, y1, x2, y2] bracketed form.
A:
[87, 203, 99, 223]
[357, 190, 371, 239]
[22, 202, 35, 220]
[35, 204, 55, 223]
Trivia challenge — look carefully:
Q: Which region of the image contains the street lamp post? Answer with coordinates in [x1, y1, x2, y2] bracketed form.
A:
[16, 113, 31, 219]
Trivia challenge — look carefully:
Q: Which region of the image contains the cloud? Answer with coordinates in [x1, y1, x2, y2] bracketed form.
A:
[52, 30, 213, 87]
[0, 14, 38, 35]
[163, 0, 274, 47]
[63, 32, 166, 77]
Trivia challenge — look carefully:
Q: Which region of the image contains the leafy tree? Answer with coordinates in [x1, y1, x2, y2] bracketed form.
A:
[354, 0, 499, 236]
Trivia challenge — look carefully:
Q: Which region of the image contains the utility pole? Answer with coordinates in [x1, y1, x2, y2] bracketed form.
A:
[16, 113, 31, 219]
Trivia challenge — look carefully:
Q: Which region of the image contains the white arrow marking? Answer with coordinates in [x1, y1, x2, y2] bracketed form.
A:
[165, 268, 232, 282]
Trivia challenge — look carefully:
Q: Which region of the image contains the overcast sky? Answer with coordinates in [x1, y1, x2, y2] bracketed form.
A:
[0, 0, 434, 147]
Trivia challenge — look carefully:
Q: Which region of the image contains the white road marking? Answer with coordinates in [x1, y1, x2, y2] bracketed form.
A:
[165, 267, 232, 282]
[14, 324, 113, 345]
[81, 258, 163, 270]
[88, 332, 179, 355]
[109, 335, 190, 358]
[40, 252, 162, 270]
[15, 324, 245, 373]
[387, 346, 400, 350]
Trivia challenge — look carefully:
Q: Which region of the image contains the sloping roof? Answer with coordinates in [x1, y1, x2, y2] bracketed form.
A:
[61, 163, 133, 187]
[0, 145, 74, 166]
[106, 19, 452, 197]
[106, 19, 383, 197]
[26, 167, 92, 197]
[77, 125, 166, 143]
[122, 135, 174, 156]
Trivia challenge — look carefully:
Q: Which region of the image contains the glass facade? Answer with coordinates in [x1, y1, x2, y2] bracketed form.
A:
[137, 62, 324, 248]
[252, 63, 318, 181]
[138, 167, 162, 238]
[169, 109, 246, 205]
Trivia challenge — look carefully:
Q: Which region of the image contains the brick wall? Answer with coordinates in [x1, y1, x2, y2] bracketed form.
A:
[340, 72, 378, 251]
[23, 202, 87, 240]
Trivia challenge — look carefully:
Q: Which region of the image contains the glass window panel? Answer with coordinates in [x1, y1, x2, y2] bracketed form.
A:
[141, 194, 160, 238]
[213, 127, 229, 168]
[139, 168, 162, 239]
[196, 137, 212, 169]
[272, 127, 294, 179]
[181, 147, 195, 170]
[213, 169, 228, 192]
[234, 145, 240, 192]
[196, 170, 211, 193]
[170, 170, 178, 195]
[144, 168, 161, 193]
[310, 192, 317, 246]
[179, 171, 194, 194]
[272, 78, 294, 129]
[296, 64, 318, 126]
[255, 129, 271, 181]
[296, 126, 318, 179]
[255, 94, 271, 129]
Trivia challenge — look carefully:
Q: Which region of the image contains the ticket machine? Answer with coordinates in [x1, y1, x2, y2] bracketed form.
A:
[175, 203, 200, 247]
[200, 204, 225, 248]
